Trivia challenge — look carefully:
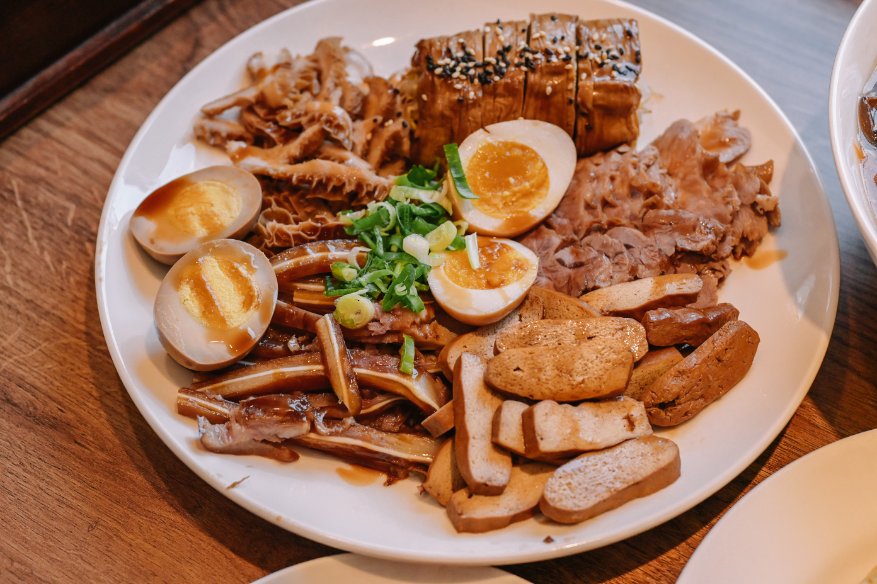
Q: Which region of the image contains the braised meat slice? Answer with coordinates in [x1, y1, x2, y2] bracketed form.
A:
[482, 19, 527, 126]
[411, 31, 483, 164]
[522, 13, 578, 136]
[575, 19, 642, 156]
[520, 112, 780, 297]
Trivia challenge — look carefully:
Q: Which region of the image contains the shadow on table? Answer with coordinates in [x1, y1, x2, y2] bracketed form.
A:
[82, 262, 336, 578]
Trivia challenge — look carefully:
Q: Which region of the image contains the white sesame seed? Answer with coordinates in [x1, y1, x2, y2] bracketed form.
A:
[468, 91, 475, 99]
[485, 57, 496, 64]
[421, 94, 428, 101]
[493, 75, 500, 81]
[454, 83, 463, 90]
[465, 47, 475, 55]
[564, 63, 573, 70]
[545, 85, 553, 95]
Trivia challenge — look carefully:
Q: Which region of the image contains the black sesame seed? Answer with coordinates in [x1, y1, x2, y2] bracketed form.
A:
[567, 98, 573, 105]
[552, 35, 558, 43]
[401, 120, 408, 128]
[562, 54, 572, 62]
[496, 18, 501, 25]
[503, 44, 512, 52]
[594, 44, 602, 50]
[521, 28, 526, 33]
[634, 49, 641, 64]
[457, 96, 464, 103]
[560, 34, 566, 41]
[550, 14, 558, 21]
[618, 47, 625, 56]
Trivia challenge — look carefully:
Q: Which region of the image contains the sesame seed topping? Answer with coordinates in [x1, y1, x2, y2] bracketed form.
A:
[545, 85, 553, 95]
[421, 94, 428, 101]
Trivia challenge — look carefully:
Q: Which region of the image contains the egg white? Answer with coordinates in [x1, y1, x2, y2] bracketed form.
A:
[427, 238, 538, 326]
[450, 119, 576, 237]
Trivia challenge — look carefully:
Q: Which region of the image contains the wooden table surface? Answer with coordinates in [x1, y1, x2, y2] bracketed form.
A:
[1, 0, 872, 581]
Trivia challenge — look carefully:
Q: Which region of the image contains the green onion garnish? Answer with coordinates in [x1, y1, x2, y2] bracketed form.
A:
[443, 143, 479, 200]
[399, 334, 415, 374]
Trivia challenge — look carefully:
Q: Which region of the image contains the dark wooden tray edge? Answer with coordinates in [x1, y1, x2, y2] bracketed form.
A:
[0, 0, 201, 143]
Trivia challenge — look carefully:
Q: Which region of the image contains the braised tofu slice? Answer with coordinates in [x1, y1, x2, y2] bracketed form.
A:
[522, 13, 578, 136]
[482, 19, 527, 126]
[576, 19, 642, 155]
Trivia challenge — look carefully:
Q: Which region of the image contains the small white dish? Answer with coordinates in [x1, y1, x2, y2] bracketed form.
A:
[829, 0, 877, 262]
[679, 430, 877, 584]
[253, 554, 528, 584]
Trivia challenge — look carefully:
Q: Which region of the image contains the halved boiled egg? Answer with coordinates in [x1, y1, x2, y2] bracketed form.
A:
[427, 237, 538, 326]
[154, 239, 278, 371]
[130, 165, 262, 265]
[449, 119, 576, 237]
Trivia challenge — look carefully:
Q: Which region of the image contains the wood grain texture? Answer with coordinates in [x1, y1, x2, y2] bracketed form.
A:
[0, 0, 873, 582]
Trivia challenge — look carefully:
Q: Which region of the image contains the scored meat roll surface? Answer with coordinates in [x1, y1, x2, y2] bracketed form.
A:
[408, 13, 642, 164]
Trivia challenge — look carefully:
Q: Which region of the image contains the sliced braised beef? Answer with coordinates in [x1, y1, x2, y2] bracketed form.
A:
[521, 112, 780, 296]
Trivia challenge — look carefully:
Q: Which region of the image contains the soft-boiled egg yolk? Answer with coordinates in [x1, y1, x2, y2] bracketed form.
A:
[427, 237, 538, 326]
[154, 239, 277, 371]
[450, 119, 576, 238]
[467, 141, 549, 219]
[130, 165, 262, 265]
[177, 254, 259, 329]
[163, 180, 241, 237]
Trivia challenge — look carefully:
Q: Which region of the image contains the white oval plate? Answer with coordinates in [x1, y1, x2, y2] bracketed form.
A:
[678, 430, 877, 583]
[253, 554, 528, 584]
[95, 0, 839, 566]
[830, 0, 877, 264]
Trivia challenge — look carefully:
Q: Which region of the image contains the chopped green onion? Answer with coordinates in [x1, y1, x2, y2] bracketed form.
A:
[447, 235, 466, 251]
[425, 220, 457, 252]
[399, 334, 415, 375]
[465, 233, 481, 270]
[331, 262, 358, 282]
[444, 143, 478, 200]
[395, 163, 441, 190]
[334, 292, 375, 329]
[402, 233, 430, 263]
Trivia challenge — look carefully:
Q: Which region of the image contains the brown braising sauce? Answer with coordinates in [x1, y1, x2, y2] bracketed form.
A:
[336, 464, 384, 486]
[744, 249, 789, 270]
[859, 69, 877, 199]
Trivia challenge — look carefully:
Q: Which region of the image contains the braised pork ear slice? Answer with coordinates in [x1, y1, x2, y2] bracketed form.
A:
[575, 19, 642, 155]
[482, 19, 527, 126]
[411, 30, 483, 164]
[522, 13, 578, 136]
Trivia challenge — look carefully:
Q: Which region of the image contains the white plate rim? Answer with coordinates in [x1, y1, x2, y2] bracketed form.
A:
[829, 0, 877, 262]
[678, 429, 877, 582]
[252, 553, 528, 584]
[94, 0, 840, 565]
